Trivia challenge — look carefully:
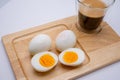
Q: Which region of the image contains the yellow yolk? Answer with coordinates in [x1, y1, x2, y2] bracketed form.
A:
[39, 54, 55, 67]
[63, 51, 78, 63]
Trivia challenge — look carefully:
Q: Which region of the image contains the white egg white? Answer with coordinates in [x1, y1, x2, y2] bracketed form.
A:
[29, 34, 52, 55]
[56, 30, 76, 52]
[59, 48, 85, 66]
[31, 51, 58, 72]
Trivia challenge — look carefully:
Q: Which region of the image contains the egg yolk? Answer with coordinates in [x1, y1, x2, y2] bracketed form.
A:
[39, 54, 55, 67]
[63, 51, 78, 63]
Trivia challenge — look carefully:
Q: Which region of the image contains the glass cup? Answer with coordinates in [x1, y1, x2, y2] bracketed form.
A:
[76, 0, 115, 33]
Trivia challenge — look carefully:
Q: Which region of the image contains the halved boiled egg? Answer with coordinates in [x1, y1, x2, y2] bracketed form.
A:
[31, 51, 58, 72]
[59, 48, 85, 66]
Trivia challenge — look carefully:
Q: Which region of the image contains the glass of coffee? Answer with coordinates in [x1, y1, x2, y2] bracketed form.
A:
[77, 0, 115, 33]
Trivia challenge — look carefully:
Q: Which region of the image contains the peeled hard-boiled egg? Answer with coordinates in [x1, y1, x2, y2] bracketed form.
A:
[56, 30, 76, 52]
[31, 51, 58, 72]
[59, 48, 85, 66]
[29, 34, 52, 55]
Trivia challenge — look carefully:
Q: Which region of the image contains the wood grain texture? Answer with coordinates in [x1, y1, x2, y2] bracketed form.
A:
[2, 16, 120, 80]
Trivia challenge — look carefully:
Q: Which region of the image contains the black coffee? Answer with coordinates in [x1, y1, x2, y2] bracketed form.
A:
[78, 0, 107, 31]
[78, 12, 104, 30]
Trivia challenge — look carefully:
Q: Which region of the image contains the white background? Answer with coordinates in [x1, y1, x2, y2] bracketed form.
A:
[0, 0, 120, 80]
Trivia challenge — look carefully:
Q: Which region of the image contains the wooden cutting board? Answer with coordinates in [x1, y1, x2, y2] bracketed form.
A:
[2, 16, 120, 80]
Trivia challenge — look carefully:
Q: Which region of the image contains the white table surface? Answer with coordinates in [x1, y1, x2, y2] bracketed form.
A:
[0, 0, 120, 80]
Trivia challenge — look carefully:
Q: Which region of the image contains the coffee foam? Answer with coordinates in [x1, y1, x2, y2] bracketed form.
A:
[79, 0, 107, 18]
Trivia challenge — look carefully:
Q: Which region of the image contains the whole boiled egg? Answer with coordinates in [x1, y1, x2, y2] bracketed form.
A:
[31, 51, 58, 72]
[29, 34, 52, 55]
[59, 48, 85, 66]
[56, 30, 76, 52]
